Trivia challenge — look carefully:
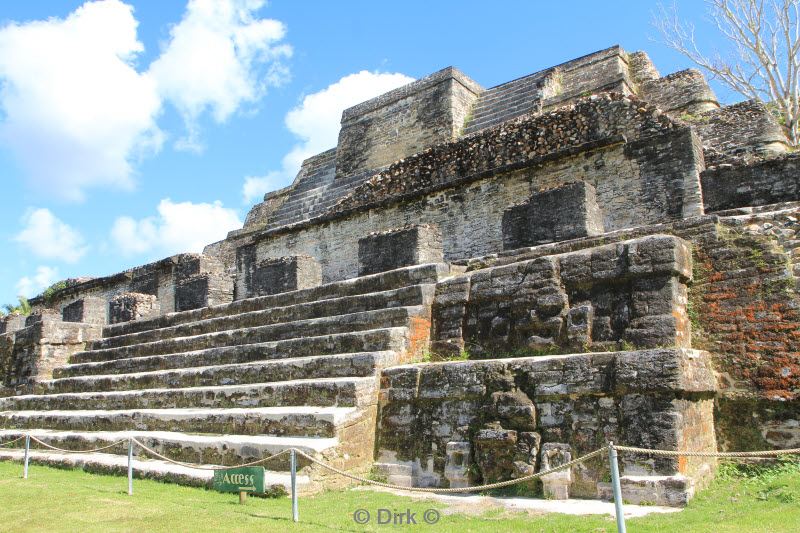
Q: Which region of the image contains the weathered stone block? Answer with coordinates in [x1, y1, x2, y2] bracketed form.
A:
[171, 254, 233, 311]
[174, 276, 210, 312]
[502, 181, 604, 249]
[614, 348, 717, 395]
[0, 314, 26, 334]
[1, 319, 100, 388]
[626, 235, 692, 281]
[444, 441, 471, 488]
[639, 68, 718, 115]
[540, 443, 572, 499]
[598, 475, 694, 507]
[358, 225, 443, 276]
[474, 425, 518, 481]
[566, 304, 594, 347]
[109, 293, 160, 324]
[701, 153, 800, 211]
[253, 256, 321, 297]
[62, 297, 106, 325]
[474, 423, 540, 485]
[173, 274, 232, 312]
[489, 390, 537, 430]
[372, 462, 414, 487]
[25, 309, 60, 327]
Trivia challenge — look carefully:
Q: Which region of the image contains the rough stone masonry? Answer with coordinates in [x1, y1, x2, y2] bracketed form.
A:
[1, 45, 798, 506]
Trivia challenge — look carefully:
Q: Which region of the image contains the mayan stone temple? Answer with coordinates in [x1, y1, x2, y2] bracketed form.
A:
[1, 46, 799, 506]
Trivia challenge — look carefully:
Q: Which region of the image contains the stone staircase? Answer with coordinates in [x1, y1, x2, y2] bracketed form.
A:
[462, 71, 549, 135]
[264, 150, 373, 230]
[0, 263, 446, 492]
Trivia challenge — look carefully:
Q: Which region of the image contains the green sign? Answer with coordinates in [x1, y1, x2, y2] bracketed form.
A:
[213, 467, 266, 494]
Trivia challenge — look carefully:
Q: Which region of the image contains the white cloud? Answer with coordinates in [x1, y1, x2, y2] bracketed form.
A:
[242, 172, 283, 203]
[242, 70, 413, 203]
[149, 0, 292, 150]
[111, 198, 242, 256]
[0, 0, 163, 201]
[0, 0, 292, 200]
[14, 208, 88, 263]
[16, 266, 60, 298]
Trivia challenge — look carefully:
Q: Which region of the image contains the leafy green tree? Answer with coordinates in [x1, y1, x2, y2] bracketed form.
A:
[1, 296, 32, 317]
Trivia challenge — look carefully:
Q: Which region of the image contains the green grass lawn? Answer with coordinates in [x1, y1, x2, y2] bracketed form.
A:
[0, 459, 798, 532]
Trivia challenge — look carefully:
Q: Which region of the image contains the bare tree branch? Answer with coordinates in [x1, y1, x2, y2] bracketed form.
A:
[653, 0, 800, 144]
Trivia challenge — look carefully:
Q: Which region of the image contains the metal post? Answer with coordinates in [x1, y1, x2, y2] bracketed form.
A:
[23, 435, 30, 479]
[608, 442, 627, 533]
[290, 448, 299, 523]
[127, 439, 134, 496]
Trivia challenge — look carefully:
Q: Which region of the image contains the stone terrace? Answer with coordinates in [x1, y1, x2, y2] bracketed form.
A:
[1, 264, 444, 491]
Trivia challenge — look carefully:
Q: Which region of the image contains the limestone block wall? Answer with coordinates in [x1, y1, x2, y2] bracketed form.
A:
[701, 154, 800, 212]
[540, 46, 634, 111]
[235, 252, 322, 299]
[331, 94, 705, 223]
[376, 348, 716, 503]
[358, 225, 443, 276]
[627, 51, 660, 86]
[335, 67, 482, 178]
[29, 253, 233, 322]
[687, 208, 800, 450]
[501, 181, 604, 248]
[0, 313, 101, 390]
[241, 185, 292, 231]
[109, 293, 160, 324]
[431, 235, 692, 357]
[639, 69, 719, 115]
[61, 297, 106, 325]
[447, 209, 800, 452]
[693, 100, 788, 166]
[240, 95, 704, 285]
[0, 315, 26, 334]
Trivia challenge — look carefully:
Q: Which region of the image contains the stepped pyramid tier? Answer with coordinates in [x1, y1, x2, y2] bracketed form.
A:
[3, 45, 799, 505]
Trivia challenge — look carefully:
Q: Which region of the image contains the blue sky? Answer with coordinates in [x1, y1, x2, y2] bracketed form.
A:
[0, 0, 730, 306]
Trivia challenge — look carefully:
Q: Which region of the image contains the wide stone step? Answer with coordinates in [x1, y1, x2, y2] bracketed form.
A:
[276, 181, 361, 212]
[470, 100, 539, 125]
[473, 87, 541, 112]
[39, 352, 396, 394]
[102, 263, 446, 338]
[293, 175, 364, 200]
[91, 284, 433, 351]
[2, 377, 378, 412]
[284, 170, 360, 198]
[0, 428, 335, 471]
[75, 306, 423, 364]
[56, 327, 408, 378]
[0, 406, 360, 438]
[0, 449, 313, 491]
[471, 90, 540, 117]
[465, 106, 540, 134]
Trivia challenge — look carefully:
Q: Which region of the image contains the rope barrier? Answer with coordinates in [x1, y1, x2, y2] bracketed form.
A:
[28, 435, 130, 454]
[6, 430, 800, 533]
[295, 446, 609, 494]
[0, 436, 25, 448]
[131, 438, 290, 471]
[3, 430, 800, 493]
[614, 445, 800, 458]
